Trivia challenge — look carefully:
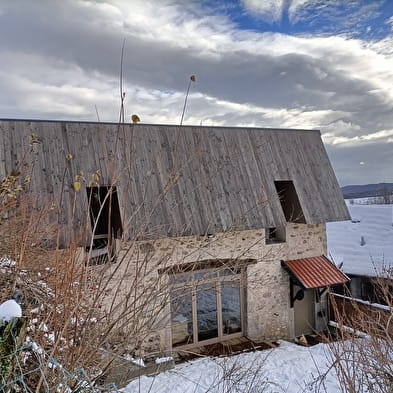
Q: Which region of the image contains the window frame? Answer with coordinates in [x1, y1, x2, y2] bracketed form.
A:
[169, 266, 245, 349]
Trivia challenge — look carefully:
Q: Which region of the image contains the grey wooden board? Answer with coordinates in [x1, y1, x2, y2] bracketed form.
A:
[0, 120, 350, 245]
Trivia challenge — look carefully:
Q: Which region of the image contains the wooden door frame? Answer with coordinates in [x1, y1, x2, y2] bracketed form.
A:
[293, 285, 316, 336]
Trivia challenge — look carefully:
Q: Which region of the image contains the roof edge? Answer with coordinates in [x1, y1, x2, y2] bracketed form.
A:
[281, 255, 350, 289]
[0, 118, 321, 133]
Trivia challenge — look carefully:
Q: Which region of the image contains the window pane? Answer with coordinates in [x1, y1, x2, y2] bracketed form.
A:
[170, 287, 193, 346]
[219, 267, 241, 276]
[194, 270, 217, 281]
[221, 281, 241, 335]
[196, 283, 218, 341]
[169, 272, 192, 285]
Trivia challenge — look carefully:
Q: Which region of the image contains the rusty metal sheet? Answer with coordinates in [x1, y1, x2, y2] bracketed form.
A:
[282, 255, 349, 289]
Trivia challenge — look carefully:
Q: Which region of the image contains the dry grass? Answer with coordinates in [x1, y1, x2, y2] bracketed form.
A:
[324, 275, 393, 393]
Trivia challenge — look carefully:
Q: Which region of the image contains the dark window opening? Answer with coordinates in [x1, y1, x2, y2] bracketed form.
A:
[331, 283, 346, 296]
[87, 186, 122, 238]
[359, 277, 391, 305]
[86, 186, 122, 264]
[274, 180, 305, 223]
[265, 226, 286, 244]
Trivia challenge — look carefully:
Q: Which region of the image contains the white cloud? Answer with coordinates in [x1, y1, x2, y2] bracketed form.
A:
[288, 0, 316, 22]
[241, 0, 284, 21]
[361, 129, 393, 142]
[1, 0, 393, 184]
[323, 129, 393, 147]
[388, 15, 393, 28]
[2, 1, 393, 124]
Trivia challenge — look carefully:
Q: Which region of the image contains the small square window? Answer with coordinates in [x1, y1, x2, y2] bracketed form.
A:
[265, 226, 285, 244]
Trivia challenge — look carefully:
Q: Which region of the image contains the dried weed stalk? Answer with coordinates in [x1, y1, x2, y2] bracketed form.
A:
[326, 274, 393, 393]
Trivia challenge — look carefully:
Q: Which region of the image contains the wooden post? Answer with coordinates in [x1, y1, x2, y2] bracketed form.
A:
[0, 317, 28, 392]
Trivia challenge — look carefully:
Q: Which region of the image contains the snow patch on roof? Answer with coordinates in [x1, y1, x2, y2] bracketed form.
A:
[327, 202, 393, 277]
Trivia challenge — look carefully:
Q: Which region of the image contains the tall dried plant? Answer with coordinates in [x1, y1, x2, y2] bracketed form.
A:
[326, 274, 393, 393]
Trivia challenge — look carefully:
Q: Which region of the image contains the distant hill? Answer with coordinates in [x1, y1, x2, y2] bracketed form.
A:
[341, 183, 393, 199]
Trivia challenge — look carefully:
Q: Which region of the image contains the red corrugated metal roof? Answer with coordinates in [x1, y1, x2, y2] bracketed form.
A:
[282, 255, 349, 289]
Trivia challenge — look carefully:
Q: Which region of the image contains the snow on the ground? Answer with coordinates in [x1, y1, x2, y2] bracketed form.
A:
[327, 202, 393, 277]
[0, 255, 16, 274]
[0, 255, 16, 267]
[123, 341, 340, 393]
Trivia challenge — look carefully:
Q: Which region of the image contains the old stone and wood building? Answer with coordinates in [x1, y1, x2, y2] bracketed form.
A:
[0, 119, 350, 355]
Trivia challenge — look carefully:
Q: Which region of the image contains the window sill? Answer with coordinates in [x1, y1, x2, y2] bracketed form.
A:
[265, 240, 286, 245]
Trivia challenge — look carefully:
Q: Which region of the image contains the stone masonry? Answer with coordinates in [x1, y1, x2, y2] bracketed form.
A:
[98, 222, 327, 356]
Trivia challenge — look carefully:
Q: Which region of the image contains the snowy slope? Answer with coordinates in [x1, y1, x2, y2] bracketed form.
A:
[123, 341, 339, 393]
[327, 203, 393, 277]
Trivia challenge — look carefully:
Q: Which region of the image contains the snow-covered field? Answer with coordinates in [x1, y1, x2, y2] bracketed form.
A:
[327, 202, 393, 276]
[123, 340, 339, 393]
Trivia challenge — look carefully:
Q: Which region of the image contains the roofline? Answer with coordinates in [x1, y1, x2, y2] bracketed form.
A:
[344, 272, 388, 279]
[0, 118, 321, 133]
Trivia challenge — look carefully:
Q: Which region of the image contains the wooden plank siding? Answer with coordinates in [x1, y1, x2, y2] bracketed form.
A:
[0, 120, 350, 246]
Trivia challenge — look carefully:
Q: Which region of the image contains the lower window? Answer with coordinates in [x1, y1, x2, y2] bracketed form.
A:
[170, 267, 244, 347]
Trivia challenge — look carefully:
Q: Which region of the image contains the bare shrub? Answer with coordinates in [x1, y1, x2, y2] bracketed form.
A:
[327, 271, 393, 393]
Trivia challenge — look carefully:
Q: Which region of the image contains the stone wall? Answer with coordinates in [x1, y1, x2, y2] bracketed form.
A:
[96, 223, 327, 356]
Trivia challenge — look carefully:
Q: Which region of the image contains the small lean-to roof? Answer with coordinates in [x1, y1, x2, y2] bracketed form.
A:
[0, 120, 350, 243]
[282, 256, 350, 289]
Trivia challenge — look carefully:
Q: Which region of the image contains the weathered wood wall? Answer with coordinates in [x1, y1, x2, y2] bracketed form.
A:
[0, 120, 350, 245]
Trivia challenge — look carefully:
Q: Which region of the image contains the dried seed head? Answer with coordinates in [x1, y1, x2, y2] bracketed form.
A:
[190, 75, 196, 82]
[73, 181, 81, 192]
[29, 133, 40, 145]
[132, 114, 141, 123]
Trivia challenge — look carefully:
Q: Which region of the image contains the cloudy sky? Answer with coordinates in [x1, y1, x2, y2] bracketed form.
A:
[1, 0, 393, 186]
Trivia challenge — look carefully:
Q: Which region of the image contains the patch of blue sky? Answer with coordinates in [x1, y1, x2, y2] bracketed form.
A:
[203, 0, 393, 39]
